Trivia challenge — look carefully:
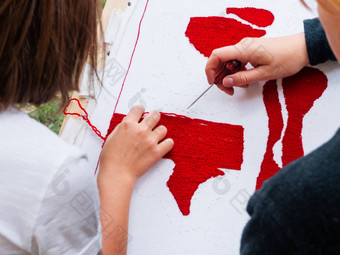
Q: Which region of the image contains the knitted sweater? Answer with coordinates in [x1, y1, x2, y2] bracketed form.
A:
[304, 18, 336, 66]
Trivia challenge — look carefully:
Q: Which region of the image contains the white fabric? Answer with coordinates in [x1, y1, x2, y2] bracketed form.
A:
[0, 108, 102, 255]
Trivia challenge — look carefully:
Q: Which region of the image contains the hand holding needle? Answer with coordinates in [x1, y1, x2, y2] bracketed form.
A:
[187, 60, 243, 110]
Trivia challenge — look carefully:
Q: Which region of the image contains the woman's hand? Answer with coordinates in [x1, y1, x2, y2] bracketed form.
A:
[205, 33, 310, 95]
[98, 106, 174, 255]
[99, 105, 174, 183]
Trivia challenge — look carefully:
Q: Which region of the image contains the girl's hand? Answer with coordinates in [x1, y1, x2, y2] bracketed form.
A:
[99, 105, 174, 184]
[98, 106, 173, 255]
[205, 33, 310, 95]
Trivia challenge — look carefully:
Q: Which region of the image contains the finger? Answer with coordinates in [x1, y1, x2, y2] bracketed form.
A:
[205, 57, 224, 85]
[157, 138, 174, 157]
[206, 46, 248, 85]
[222, 66, 267, 87]
[141, 110, 160, 129]
[216, 84, 234, 96]
[152, 125, 167, 142]
[125, 105, 145, 122]
[107, 123, 120, 140]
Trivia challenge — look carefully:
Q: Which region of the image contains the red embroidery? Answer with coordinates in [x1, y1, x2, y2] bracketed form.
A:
[258, 80, 284, 189]
[185, 17, 266, 58]
[107, 113, 244, 216]
[226, 8, 275, 27]
[257, 67, 328, 189]
[282, 67, 328, 165]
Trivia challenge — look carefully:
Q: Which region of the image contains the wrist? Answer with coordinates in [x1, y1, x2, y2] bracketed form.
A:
[298, 32, 310, 66]
[98, 165, 137, 188]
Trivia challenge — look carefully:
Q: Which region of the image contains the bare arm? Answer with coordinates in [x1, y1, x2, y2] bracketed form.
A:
[97, 106, 174, 255]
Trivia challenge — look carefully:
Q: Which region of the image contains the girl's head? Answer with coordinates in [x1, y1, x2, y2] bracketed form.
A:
[0, 0, 101, 111]
[317, 0, 340, 61]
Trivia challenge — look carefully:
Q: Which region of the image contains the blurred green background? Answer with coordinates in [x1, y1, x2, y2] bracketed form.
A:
[25, 0, 108, 134]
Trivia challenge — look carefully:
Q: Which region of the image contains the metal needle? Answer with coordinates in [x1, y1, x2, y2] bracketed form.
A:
[186, 60, 242, 110]
[187, 85, 214, 110]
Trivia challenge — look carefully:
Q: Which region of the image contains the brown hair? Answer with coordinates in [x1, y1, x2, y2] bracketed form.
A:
[317, 0, 340, 14]
[0, 0, 102, 111]
[301, 0, 340, 13]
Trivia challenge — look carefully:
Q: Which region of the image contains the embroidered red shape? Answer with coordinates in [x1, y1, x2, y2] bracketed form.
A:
[257, 67, 328, 189]
[107, 113, 244, 215]
[226, 8, 275, 28]
[185, 8, 275, 58]
[259, 80, 284, 188]
[282, 67, 328, 165]
[185, 17, 266, 58]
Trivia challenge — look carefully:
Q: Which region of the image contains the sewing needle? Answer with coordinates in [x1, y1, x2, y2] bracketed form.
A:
[187, 60, 243, 110]
[187, 85, 214, 110]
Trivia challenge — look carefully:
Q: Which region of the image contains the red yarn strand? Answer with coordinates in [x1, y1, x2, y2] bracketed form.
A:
[63, 98, 106, 141]
[111, 0, 150, 116]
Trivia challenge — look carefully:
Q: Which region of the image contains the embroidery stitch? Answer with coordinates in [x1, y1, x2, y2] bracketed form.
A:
[226, 8, 275, 27]
[107, 113, 244, 215]
[257, 67, 328, 189]
[185, 17, 266, 58]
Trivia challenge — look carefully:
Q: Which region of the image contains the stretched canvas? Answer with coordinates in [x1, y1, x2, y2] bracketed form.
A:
[62, 0, 340, 254]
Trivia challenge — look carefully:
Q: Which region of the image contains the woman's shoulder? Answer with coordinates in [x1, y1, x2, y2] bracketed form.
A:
[0, 107, 81, 168]
[0, 108, 101, 253]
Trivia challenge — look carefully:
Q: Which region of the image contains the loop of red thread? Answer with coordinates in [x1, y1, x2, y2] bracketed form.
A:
[63, 98, 106, 141]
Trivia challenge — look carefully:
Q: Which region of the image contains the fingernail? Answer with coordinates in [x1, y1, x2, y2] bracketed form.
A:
[223, 78, 234, 87]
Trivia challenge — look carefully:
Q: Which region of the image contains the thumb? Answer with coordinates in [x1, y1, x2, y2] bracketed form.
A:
[222, 66, 267, 87]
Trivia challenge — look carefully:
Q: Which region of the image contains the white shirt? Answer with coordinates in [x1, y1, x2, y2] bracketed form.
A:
[0, 108, 102, 254]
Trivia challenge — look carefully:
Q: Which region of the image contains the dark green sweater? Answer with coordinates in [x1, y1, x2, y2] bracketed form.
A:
[240, 18, 339, 255]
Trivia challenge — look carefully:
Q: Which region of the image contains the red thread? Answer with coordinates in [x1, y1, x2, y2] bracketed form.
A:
[185, 16, 266, 58]
[257, 67, 328, 189]
[226, 8, 275, 27]
[112, 0, 150, 116]
[63, 98, 106, 140]
[107, 113, 244, 216]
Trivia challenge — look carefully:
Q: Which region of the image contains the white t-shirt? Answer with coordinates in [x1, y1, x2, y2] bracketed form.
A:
[0, 108, 102, 254]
